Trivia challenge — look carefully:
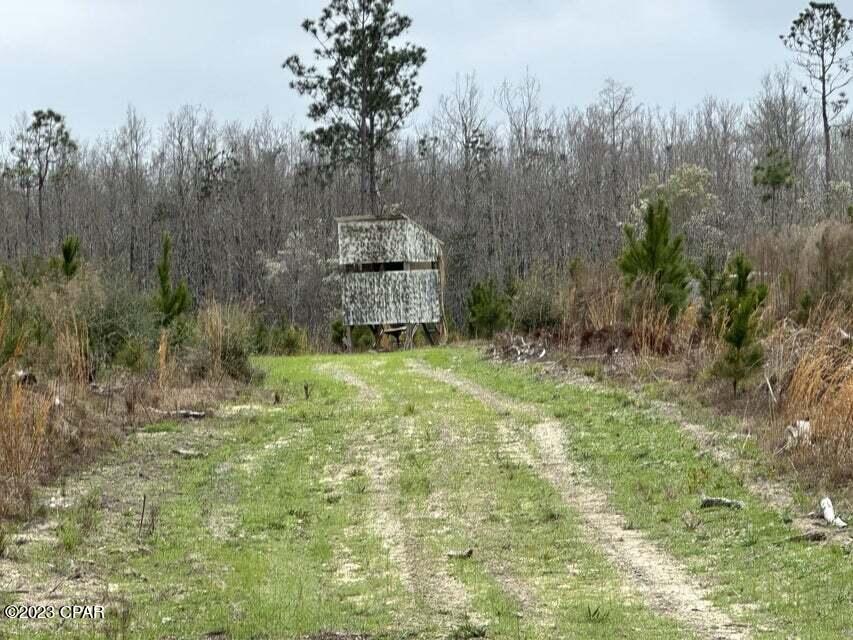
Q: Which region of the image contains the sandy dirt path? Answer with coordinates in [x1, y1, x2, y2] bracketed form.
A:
[411, 360, 751, 640]
[317, 363, 477, 634]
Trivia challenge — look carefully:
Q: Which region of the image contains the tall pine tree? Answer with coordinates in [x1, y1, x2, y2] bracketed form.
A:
[284, 0, 426, 216]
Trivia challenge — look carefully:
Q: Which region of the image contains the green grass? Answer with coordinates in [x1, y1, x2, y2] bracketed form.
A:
[141, 421, 180, 434]
[57, 488, 101, 553]
[418, 347, 853, 639]
[7, 346, 853, 639]
[345, 353, 687, 639]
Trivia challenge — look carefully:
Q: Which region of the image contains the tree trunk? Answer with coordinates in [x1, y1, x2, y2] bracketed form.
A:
[359, 122, 368, 215]
[37, 184, 45, 250]
[821, 69, 831, 189]
[368, 114, 377, 217]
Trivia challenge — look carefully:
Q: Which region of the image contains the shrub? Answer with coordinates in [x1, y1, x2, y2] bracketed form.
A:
[114, 336, 148, 372]
[795, 291, 815, 326]
[466, 279, 511, 338]
[154, 233, 191, 328]
[195, 301, 259, 383]
[84, 273, 158, 370]
[712, 254, 767, 396]
[618, 199, 692, 317]
[511, 263, 560, 332]
[330, 318, 374, 351]
[255, 317, 309, 355]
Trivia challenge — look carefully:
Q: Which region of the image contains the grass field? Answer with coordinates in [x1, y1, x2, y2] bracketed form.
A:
[2, 347, 852, 639]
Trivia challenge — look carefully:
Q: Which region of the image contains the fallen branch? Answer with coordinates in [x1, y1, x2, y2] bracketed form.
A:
[171, 448, 204, 459]
[147, 408, 206, 420]
[89, 382, 125, 396]
[700, 494, 744, 510]
[787, 530, 826, 543]
[764, 374, 777, 405]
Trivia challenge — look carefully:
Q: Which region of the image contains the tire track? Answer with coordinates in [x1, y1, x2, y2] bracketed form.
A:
[317, 363, 477, 633]
[410, 360, 751, 640]
[549, 360, 841, 543]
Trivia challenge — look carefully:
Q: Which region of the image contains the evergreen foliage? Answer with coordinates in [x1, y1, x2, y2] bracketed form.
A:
[752, 148, 793, 225]
[695, 253, 725, 327]
[283, 0, 427, 215]
[618, 199, 692, 316]
[781, 2, 853, 186]
[60, 236, 81, 279]
[154, 233, 191, 327]
[466, 279, 511, 338]
[713, 253, 768, 396]
[330, 318, 374, 351]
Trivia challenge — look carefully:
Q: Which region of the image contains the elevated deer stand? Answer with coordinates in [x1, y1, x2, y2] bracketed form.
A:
[337, 214, 446, 351]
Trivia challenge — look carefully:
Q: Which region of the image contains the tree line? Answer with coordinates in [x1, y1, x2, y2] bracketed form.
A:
[3, 2, 853, 336]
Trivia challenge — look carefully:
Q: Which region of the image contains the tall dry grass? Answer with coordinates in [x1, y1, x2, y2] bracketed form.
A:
[195, 300, 256, 384]
[198, 301, 225, 381]
[628, 281, 677, 356]
[771, 299, 853, 482]
[0, 303, 54, 517]
[157, 329, 171, 388]
[55, 315, 90, 384]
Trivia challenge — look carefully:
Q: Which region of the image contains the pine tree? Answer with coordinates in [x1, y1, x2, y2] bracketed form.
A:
[283, 0, 427, 216]
[713, 253, 767, 396]
[695, 253, 725, 327]
[60, 236, 81, 279]
[752, 148, 793, 226]
[618, 199, 692, 316]
[154, 233, 191, 327]
[781, 2, 853, 188]
[466, 280, 510, 338]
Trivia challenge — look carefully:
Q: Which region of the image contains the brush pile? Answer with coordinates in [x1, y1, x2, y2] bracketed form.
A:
[487, 332, 551, 363]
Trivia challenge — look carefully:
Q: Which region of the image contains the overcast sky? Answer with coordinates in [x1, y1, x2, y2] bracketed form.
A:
[0, 0, 838, 141]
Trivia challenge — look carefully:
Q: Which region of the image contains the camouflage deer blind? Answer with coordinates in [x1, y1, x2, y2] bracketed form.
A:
[337, 214, 445, 345]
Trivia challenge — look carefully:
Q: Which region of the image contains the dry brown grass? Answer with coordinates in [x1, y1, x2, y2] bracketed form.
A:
[55, 315, 90, 384]
[0, 304, 55, 517]
[198, 300, 226, 381]
[628, 283, 676, 356]
[0, 381, 54, 517]
[583, 273, 624, 333]
[773, 300, 853, 484]
[157, 329, 172, 388]
[749, 222, 853, 319]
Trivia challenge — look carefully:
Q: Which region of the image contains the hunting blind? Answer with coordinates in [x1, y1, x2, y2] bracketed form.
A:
[337, 214, 446, 349]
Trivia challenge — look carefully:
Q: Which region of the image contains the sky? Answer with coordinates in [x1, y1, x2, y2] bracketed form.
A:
[0, 0, 838, 141]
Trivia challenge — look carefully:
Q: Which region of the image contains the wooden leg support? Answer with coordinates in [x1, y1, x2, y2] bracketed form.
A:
[422, 323, 435, 346]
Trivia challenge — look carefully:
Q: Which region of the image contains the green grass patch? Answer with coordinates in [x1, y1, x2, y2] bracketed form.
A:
[420, 347, 853, 639]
